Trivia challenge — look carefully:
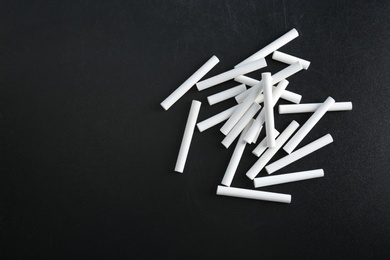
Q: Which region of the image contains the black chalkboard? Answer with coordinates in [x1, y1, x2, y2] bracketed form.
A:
[1, 0, 389, 258]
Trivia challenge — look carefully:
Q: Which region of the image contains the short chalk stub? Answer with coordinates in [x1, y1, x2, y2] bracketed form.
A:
[161, 56, 219, 110]
[266, 134, 333, 174]
[283, 96, 335, 154]
[174, 100, 201, 173]
[272, 51, 311, 70]
[196, 58, 267, 91]
[254, 169, 324, 188]
[197, 105, 238, 132]
[221, 120, 254, 187]
[279, 102, 353, 114]
[207, 84, 246, 105]
[216, 185, 291, 203]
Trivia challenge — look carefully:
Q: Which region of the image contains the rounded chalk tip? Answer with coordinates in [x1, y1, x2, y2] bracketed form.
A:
[286, 195, 292, 204]
[211, 55, 220, 63]
[216, 185, 222, 194]
[319, 169, 325, 177]
[326, 96, 335, 103]
[305, 62, 311, 70]
[326, 133, 334, 142]
[349, 102, 353, 110]
[291, 28, 299, 36]
[160, 101, 169, 111]
[252, 151, 260, 157]
[291, 120, 300, 128]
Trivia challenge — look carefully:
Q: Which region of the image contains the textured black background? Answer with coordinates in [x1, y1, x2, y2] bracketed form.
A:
[1, 0, 390, 259]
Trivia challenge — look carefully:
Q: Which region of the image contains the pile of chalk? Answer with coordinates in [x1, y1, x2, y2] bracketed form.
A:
[160, 28, 352, 204]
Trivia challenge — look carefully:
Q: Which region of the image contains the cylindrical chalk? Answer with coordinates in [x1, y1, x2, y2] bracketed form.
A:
[235, 28, 299, 68]
[262, 72, 276, 147]
[221, 103, 261, 148]
[246, 120, 300, 180]
[216, 185, 291, 203]
[244, 80, 289, 144]
[197, 104, 238, 132]
[252, 129, 280, 157]
[220, 81, 263, 135]
[175, 100, 201, 173]
[272, 51, 310, 70]
[221, 120, 254, 187]
[254, 169, 324, 188]
[161, 56, 219, 110]
[279, 102, 353, 114]
[196, 58, 267, 91]
[207, 84, 247, 105]
[271, 61, 303, 85]
[266, 134, 333, 174]
[283, 97, 335, 154]
[235, 75, 302, 104]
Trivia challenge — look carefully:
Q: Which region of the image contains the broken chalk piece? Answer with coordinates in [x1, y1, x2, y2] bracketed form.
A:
[216, 185, 291, 203]
[161, 56, 219, 110]
[278, 102, 353, 114]
[174, 100, 201, 173]
[254, 169, 324, 188]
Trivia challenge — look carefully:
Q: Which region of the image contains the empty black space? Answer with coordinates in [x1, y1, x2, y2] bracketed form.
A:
[1, 0, 390, 259]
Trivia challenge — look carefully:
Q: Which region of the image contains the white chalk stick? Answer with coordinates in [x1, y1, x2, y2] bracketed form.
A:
[196, 104, 239, 132]
[266, 134, 333, 174]
[220, 82, 263, 135]
[161, 56, 219, 110]
[262, 72, 276, 147]
[243, 80, 289, 144]
[235, 75, 302, 104]
[254, 169, 324, 188]
[196, 58, 267, 91]
[252, 127, 261, 144]
[246, 121, 300, 180]
[234, 75, 259, 86]
[221, 103, 261, 148]
[272, 51, 311, 70]
[283, 97, 335, 154]
[175, 100, 201, 173]
[271, 61, 303, 85]
[207, 84, 247, 105]
[279, 102, 353, 114]
[235, 28, 299, 68]
[216, 185, 291, 203]
[252, 129, 280, 157]
[221, 120, 254, 187]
